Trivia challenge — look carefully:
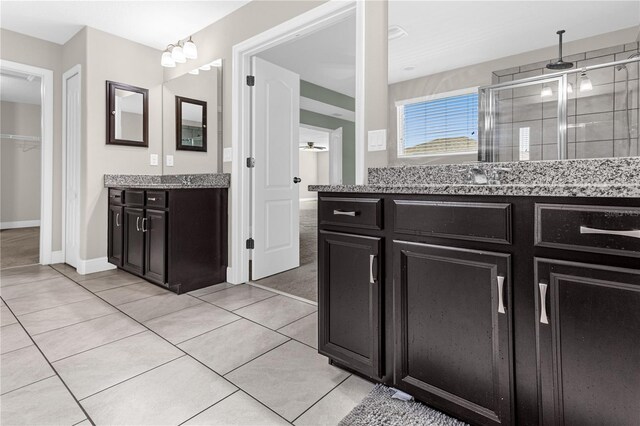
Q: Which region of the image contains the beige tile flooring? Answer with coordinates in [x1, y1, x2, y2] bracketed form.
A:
[0, 264, 374, 425]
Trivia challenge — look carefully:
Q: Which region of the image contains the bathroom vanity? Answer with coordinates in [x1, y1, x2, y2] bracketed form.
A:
[105, 173, 229, 294]
[311, 158, 640, 426]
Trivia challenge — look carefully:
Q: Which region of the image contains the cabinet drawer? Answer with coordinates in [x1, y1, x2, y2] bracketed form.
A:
[393, 200, 512, 244]
[146, 191, 167, 209]
[319, 197, 383, 230]
[124, 190, 144, 206]
[109, 189, 124, 205]
[535, 204, 640, 257]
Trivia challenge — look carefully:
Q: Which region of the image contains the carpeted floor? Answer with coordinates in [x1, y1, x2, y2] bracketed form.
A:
[253, 200, 318, 302]
[340, 384, 468, 426]
[1, 226, 40, 269]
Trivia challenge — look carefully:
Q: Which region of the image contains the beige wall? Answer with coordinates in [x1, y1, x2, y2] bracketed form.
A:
[163, 69, 218, 174]
[0, 29, 63, 248]
[388, 26, 640, 166]
[0, 101, 42, 224]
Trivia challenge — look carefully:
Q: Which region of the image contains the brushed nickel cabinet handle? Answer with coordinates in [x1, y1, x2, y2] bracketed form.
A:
[142, 218, 148, 232]
[136, 217, 140, 232]
[579, 226, 640, 239]
[497, 275, 506, 314]
[539, 283, 549, 324]
[115, 213, 120, 227]
[369, 254, 376, 284]
[148, 197, 157, 201]
[333, 209, 358, 217]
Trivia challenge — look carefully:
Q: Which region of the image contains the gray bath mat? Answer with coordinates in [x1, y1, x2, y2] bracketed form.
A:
[339, 384, 468, 426]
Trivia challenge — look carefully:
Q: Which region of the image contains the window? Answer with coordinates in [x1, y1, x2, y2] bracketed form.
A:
[397, 89, 478, 157]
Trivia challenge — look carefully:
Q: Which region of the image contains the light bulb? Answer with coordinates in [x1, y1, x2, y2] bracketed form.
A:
[567, 83, 573, 93]
[161, 49, 175, 67]
[183, 36, 198, 60]
[541, 86, 553, 98]
[579, 72, 592, 92]
[199, 64, 211, 71]
[171, 44, 186, 63]
[188, 68, 199, 75]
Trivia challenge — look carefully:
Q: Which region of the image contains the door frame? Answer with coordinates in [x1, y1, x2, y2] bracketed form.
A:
[62, 64, 82, 268]
[0, 59, 54, 265]
[229, 0, 365, 284]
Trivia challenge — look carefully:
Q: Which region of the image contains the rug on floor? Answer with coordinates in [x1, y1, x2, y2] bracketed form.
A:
[339, 384, 468, 426]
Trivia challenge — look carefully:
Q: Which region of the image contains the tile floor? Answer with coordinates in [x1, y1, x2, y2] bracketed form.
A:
[0, 264, 374, 425]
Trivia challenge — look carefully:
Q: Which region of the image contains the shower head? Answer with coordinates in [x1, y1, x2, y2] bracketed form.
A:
[616, 53, 640, 71]
[547, 30, 574, 70]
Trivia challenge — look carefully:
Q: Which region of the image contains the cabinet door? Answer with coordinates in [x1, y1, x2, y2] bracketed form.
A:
[318, 231, 382, 378]
[123, 207, 144, 275]
[108, 204, 123, 266]
[144, 209, 166, 284]
[393, 241, 513, 426]
[535, 259, 640, 426]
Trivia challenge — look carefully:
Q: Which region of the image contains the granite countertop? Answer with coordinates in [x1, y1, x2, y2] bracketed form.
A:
[104, 173, 230, 189]
[309, 157, 640, 198]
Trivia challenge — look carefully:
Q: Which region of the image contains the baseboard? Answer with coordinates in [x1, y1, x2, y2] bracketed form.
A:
[1, 220, 41, 230]
[77, 257, 116, 275]
[299, 197, 317, 202]
[50, 251, 64, 264]
[226, 266, 244, 285]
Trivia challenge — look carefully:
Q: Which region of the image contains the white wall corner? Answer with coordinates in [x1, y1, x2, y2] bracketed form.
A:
[77, 257, 116, 275]
[50, 251, 65, 264]
[226, 266, 245, 285]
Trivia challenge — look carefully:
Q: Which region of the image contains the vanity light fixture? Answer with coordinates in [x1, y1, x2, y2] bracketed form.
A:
[579, 68, 593, 92]
[162, 36, 198, 67]
[210, 59, 222, 68]
[199, 64, 211, 71]
[183, 36, 198, 60]
[171, 42, 186, 63]
[161, 47, 175, 68]
[541, 85, 553, 97]
[188, 68, 199, 75]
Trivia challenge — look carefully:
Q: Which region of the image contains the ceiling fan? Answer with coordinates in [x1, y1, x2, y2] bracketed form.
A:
[299, 141, 327, 151]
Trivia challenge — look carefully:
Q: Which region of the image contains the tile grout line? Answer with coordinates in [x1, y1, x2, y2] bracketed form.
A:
[248, 281, 318, 307]
[0, 301, 97, 426]
[173, 317, 244, 346]
[290, 373, 354, 423]
[27, 311, 118, 337]
[221, 338, 292, 377]
[0, 373, 57, 397]
[50, 329, 148, 363]
[176, 389, 241, 426]
[196, 291, 279, 312]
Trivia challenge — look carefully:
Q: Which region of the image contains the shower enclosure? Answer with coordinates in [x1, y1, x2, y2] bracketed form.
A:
[478, 56, 640, 162]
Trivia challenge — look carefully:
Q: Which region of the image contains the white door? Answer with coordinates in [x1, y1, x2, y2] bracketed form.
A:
[65, 70, 81, 268]
[329, 127, 343, 185]
[251, 57, 300, 280]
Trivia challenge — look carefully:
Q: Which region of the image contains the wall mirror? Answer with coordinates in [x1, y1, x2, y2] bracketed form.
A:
[388, 1, 640, 166]
[106, 80, 148, 147]
[176, 96, 207, 151]
[162, 59, 222, 174]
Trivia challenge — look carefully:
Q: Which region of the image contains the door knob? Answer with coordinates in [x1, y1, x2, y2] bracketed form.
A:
[293, 177, 302, 184]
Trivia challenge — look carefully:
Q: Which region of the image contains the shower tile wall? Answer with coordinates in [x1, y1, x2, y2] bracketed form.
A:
[492, 42, 640, 161]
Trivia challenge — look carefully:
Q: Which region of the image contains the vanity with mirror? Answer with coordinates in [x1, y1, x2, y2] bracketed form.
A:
[313, 4, 640, 426]
[105, 59, 228, 295]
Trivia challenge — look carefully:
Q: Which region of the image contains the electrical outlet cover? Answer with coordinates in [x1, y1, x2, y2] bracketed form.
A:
[166, 155, 174, 167]
[150, 154, 159, 166]
[223, 147, 233, 162]
[368, 129, 387, 152]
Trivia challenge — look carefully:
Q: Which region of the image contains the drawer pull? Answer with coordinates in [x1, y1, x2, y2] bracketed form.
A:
[539, 283, 549, 324]
[369, 254, 376, 284]
[148, 197, 157, 201]
[333, 209, 359, 217]
[497, 275, 506, 314]
[579, 226, 640, 239]
[142, 218, 148, 232]
[115, 213, 120, 227]
[136, 217, 140, 232]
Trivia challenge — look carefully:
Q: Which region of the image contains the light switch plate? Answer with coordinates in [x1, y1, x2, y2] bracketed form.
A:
[150, 154, 158, 166]
[368, 129, 387, 152]
[223, 147, 233, 162]
[166, 155, 174, 167]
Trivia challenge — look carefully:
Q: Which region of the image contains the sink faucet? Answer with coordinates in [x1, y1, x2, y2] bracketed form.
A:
[467, 167, 489, 185]
[488, 167, 511, 185]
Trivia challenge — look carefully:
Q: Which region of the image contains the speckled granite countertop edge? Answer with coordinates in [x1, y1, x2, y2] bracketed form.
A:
[104, 173, 230, 189]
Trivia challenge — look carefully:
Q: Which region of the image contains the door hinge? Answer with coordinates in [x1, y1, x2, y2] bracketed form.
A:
[246, 238, 255, 250]
[246, 157, 255, 168]
[246, 75, 255, 86]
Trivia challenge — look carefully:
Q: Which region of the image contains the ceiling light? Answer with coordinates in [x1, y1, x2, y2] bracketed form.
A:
[388, 25, 408, 41]
[199, 64, 211, 71]
[161, 48, 175, 68]
[189, 68, 199, 75]
[567, 83, 573, 94]
[579, 69, 592, 92]
[171, 43, 186, 63]
[210, 59, 222, 67]
[540, 85, 553, 97]
[183, 36, 198, 60]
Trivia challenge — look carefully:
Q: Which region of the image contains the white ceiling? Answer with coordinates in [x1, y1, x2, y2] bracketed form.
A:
[0, 72, 42, 105]
[258, 15, 356, 97]
[0, 1, 250, 49]
[389, 1, 640, 84]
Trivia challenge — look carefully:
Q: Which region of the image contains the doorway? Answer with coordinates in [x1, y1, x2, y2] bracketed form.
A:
[0, 61, 54, 269]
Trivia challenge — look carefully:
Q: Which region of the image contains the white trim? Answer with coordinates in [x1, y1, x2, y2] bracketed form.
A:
[50, 250, 64, 264]
[230, 0, 363, 285]
[76, 257, 116, 275]
[62, 64, 82, 268]
[0, 60, 54, 265]
[395, 86, 480, 107]
[299, 197, 318, 202]
[354, 0, 365, 184]
[0, 220, 41, 230]
[248, 281, 317, 306]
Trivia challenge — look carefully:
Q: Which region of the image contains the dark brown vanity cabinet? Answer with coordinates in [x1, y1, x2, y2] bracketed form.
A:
[393, 242, 513, 425]
[318, 230, 382, 379]
[108, 187, 227, 293]
[535, 260, 640, 426]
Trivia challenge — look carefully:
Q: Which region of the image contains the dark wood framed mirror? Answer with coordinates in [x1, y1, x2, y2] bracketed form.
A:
[106, 81, 149, 147]
[176, 96, 207, 152]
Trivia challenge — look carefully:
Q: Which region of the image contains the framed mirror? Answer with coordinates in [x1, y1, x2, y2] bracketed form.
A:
[176, 96, 207, 152]
[106, 80, 148, 147]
